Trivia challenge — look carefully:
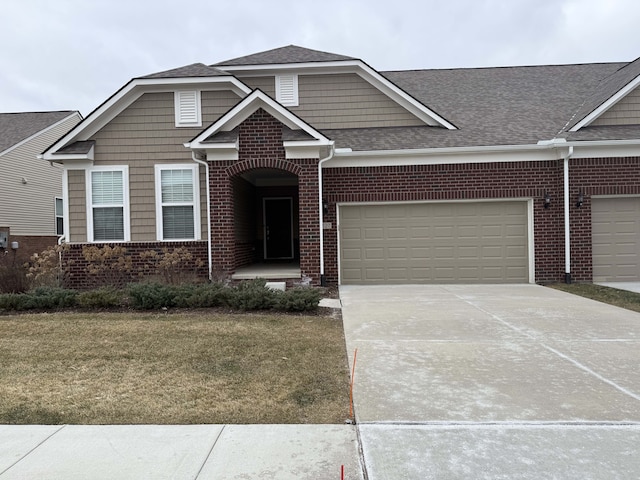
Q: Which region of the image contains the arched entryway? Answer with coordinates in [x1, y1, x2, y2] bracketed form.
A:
[231, 167, 301, 278]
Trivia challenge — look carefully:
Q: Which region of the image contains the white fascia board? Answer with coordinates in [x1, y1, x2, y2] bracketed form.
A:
[284, 144, 325, 159]
[568, 140, 640, 159]
[189, 90, 331, 149]
[219, 60, 457, 130]
[324, 143, 565, 168]
[2, 111, 82, 158]
[42, 76, 251, 159]
[570, 74, 640, 131]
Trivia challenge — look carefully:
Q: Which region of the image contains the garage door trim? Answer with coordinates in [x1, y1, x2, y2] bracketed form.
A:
[337, 199, 535, 284]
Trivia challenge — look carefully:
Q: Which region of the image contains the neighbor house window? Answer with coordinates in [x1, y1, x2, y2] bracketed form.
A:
[55, 197, 64, 235]
[155, 164, 200, 240]
[87, 167, 129, 242]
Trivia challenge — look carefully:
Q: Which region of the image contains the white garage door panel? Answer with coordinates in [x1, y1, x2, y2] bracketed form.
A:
[592, 197, 640, 282]
[339, 201, 529, 284]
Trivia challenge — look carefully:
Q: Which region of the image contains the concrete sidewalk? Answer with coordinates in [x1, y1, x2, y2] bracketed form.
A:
[0, 425, 363, 479]
[341, 284, 640, 479]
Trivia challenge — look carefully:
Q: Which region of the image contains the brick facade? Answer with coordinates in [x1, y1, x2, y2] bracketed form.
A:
[62, 241, 209, 290]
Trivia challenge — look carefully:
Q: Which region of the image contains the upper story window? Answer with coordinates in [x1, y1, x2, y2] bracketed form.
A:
[174, 90, 202, 127]
[155, 164, 200, 241]
[87, 167, 130, 242]
[276, 75, 299, 107]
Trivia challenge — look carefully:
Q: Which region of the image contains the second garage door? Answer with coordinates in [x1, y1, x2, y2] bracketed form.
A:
[592, 197, 640, 282]
[339, 201, 529, 284]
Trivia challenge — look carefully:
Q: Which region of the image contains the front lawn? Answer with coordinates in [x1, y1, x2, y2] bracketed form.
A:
[0, 311, 350, 424]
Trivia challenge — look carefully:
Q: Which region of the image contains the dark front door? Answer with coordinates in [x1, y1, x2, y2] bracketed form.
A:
[264, 197, 294, 259]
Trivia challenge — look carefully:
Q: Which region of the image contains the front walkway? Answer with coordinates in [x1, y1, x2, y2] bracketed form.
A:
[340, 284, 640, 479]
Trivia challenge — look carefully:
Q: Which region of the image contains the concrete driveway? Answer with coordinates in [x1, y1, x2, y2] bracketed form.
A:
[340, 284, 640, 480]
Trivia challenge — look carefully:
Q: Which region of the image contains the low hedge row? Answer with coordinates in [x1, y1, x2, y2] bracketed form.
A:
[0, 279, 323, 313]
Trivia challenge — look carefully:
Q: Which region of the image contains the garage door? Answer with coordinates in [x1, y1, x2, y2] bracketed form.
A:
[339, 201, 529, 284]
[592, 197, 640, 282]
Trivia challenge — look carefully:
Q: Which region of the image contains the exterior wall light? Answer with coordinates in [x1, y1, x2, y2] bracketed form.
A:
[576, 189, 584, 208]
[544, 191, 551, 209]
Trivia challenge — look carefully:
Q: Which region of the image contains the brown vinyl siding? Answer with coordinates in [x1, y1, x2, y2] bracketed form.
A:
[86, 90, 239, 241]
[67, 169, 87, 242]
[591, 86, 640, 126]
[292, 73, 424, 129]
[240, 77, 276, 97]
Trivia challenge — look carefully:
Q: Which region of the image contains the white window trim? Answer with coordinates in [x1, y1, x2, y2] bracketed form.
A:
[86, 166, 130, 242]
[276, 74, 299, 107]
[154, 164, 201, 241]
[174, 90, 202, 127]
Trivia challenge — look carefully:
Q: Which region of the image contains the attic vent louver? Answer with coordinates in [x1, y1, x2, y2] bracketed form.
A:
[175, 90, 202, 127]
[276, 75, 298, 107]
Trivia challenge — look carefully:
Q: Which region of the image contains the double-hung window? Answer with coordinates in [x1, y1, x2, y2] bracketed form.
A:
[155, 164, 200, 240]
[55, 197, 64, 236]
[87, 167, 129, 242]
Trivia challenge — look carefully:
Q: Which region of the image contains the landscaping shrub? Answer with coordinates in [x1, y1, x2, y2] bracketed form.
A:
[25, 287, 77, 310]
[76, 287, 124, 309]
[127, 282, 178, 310]
[139, 247, 205, 285]
[0, 293, 28, 311]
[227, 278, 280, 311]
[276, 287, 322, 312]
[25, 245, 69, 289]
[82, 245, 132, 289]
[172, 282, 230, 308]
[0, 263, 28, 294]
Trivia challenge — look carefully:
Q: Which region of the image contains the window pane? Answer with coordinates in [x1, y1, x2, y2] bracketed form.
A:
[92, 171, 123, 205]
[55, 198, 63, 216]
[161, 169, 193, 203]
[56, 217, 64, 236]
[162, 206, 194, 239]
[93, 207, 124, 241]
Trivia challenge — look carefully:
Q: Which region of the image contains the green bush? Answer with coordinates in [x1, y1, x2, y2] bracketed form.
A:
[172, 282, 230, 308]
[127, 282, 177, 310]
[76, 287, 124, 309]
[0, 293, 29, 311]
[276, 287, 322, 311]
[25, 287, 77, 310]
[227, 278, 280, 311]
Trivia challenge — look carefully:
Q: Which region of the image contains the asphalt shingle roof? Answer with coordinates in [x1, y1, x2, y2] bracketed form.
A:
[330, 62, 627, 150]
[214, 45, 356, 66]
[0, 111, 76, 154]
[141, 63, 230, 79]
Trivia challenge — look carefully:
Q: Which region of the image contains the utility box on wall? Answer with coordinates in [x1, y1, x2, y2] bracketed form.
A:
[0, 230, 8, 249]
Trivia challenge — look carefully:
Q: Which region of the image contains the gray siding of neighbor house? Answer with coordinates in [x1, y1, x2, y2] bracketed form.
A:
[592, 86, 640, 126]
[0, 114, 80, 236]
[241, 73, 425, 129]
[66, 90, 241, 242]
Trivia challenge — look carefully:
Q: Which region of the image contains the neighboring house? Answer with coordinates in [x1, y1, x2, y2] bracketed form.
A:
[41, 46, 640, 288]
[0, 111, 82, 263]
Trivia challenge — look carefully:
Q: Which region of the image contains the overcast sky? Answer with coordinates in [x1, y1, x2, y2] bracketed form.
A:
[2, 0, 639, 116]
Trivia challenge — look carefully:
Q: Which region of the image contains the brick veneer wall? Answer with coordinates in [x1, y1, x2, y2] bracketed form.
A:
[7, 235, 60, 265]
[569, 156, 640, 281]
[322, 160, 567, 285]
[62, 241, 209, 290]
[208, 109, 321, 284]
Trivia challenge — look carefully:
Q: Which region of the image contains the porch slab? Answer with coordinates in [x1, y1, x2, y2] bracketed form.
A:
[232, 263, 302, 280]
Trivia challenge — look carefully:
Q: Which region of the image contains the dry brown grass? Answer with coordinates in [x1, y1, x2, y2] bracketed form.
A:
[0, 311, 350, 424]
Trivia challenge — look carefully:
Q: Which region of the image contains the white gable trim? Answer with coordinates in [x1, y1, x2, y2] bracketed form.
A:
[42, 77, 252, 161]
[186, 89, 331, 151]
[217, 60, 457, 130]
[570, 73, 640, 131]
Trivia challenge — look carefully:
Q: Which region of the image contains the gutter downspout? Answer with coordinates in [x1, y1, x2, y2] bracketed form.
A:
[191, 151, 213, 281]
[563, 146, 574, 283]
[318, 142, 336, 286]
